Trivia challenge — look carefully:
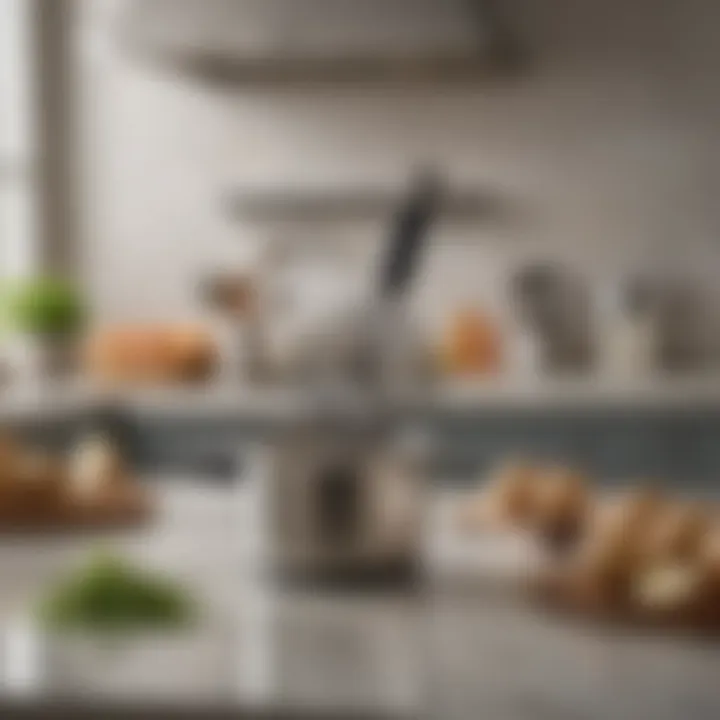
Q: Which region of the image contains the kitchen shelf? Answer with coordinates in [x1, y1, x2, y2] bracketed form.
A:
[118, 0, 520, 87]
[116, 379, 720, 421]
[225, 186, 514, 223]
[122, 50, 519, 88]
[430, 377, 720, 412]
[5, 377, 720, 425]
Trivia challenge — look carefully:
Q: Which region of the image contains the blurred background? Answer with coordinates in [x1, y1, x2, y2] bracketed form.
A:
[4, 0, 720, 385]
[2, 0, 720, 478]
[2, 1, 720, 716]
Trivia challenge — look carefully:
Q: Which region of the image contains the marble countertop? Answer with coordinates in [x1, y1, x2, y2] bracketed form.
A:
[0, 480, 719, 719]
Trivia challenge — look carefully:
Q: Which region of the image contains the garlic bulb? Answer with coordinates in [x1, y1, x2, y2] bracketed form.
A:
[70, 435, 122, 499]
[633, 563, 703, 612]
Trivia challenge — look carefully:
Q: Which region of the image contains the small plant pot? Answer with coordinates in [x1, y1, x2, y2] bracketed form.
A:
[3, 619, 232, 701]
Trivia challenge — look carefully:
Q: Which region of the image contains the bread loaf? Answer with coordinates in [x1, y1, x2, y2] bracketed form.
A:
[531, 467, 590, 552]
[84, 325, 218, 384]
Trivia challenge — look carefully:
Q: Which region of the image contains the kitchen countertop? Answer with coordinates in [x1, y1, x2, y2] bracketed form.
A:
[7, 376, 720, 426]
[0, 381, 303, 424]
[0, 479, 422, 719]
[1, 480, 720, 719]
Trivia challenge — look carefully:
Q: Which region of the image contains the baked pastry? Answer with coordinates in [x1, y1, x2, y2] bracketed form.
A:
[563, 488, 666, 609]
[69, 435, 125, 502]
[593, 487, 666, 546]
[85, 325, 218, 384]
[638, 502, 711, 565]
[699, 523, 720, 584]
[702, 523, 720, 569]
[531, 467, 590, 552]
[631, 561, 712, 625]
[479, 460, 541, 530]
[564, 533, 633, 612]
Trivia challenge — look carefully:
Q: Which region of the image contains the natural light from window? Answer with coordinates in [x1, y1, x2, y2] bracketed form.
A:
[0, 0, 36, 279]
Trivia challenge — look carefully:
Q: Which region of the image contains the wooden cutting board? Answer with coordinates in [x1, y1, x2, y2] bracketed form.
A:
[0, 482, 153, 534]
[436, 492, 720, 639]
[533, 564, 720, 639]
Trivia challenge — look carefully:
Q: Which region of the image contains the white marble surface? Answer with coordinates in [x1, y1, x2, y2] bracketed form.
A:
[0, 481, 720, 719]
[0, 479, 424, 716]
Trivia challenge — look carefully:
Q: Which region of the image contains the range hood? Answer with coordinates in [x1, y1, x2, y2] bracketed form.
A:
[119, 0, 518, 84]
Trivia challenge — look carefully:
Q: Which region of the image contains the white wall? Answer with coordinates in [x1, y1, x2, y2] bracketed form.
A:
[78, 0, 720, 331]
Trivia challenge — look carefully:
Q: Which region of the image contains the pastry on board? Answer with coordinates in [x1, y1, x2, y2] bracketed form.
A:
[531, 467, 590, 552]
[578, 488, 667, 564]
[459, 460, 541, 532]
[637, 501, 712, 565]
[68, 434, 125, 502]
[591, 487, 666, 548]
[0, 430, 145, 530]
[558, 488, 667, 610]
[6, 448, 66, 515]
[701, 523, 720, 571]
[631, 560, 712, 623]
[457, 460, 592, 548]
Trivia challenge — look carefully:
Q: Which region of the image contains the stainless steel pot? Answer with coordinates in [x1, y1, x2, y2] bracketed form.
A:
[263, 416, 428, 580]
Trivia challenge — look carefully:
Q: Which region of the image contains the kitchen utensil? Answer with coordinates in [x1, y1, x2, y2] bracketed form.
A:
[510, 263, 593, 374]
[260, 173, 441, 583]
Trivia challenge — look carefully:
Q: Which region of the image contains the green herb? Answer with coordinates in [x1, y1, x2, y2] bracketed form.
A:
[38, 553, 196, 634]
[5, 277, 85, 336]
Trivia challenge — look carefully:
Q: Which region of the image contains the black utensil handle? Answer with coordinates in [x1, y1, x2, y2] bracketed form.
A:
[379, 173, 442, 298]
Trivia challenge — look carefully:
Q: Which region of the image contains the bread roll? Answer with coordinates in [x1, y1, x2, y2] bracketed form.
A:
[484, 460, 540, 528]
[631, 561, 710, 619]
[532, 467, 590, 551]
[592, 487, 666, 546]
[638, 502, 711, 564]
[563, 562, 628, 614]
[85, 325, 218, 384]
[698, 524, 720, 588]
[696, 524, 720, 622]
[456, 460, 541, 533]
[565, 488, 666, 607]
[68, 435, 125, 502]
[702, 524, 720, 569]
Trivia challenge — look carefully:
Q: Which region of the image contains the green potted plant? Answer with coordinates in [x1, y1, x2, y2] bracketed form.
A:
[34, 552, 200, 694]
[3, 277, 85, 380]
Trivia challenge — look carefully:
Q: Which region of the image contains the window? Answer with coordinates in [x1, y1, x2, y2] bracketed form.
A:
[0, 0, 37, 279]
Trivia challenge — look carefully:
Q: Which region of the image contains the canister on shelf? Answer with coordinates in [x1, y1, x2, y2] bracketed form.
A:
[596, 277, 657, 377]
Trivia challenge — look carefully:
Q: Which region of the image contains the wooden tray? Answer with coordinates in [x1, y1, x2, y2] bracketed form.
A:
[0, 483, 153, 534]
[533, 566, 720, 640]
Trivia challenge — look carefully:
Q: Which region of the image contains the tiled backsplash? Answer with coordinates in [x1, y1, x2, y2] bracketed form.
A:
[16, 408, 720, 488]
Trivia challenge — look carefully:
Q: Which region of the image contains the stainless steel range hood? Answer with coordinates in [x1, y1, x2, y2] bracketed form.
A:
[119, 0, 518, 85]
